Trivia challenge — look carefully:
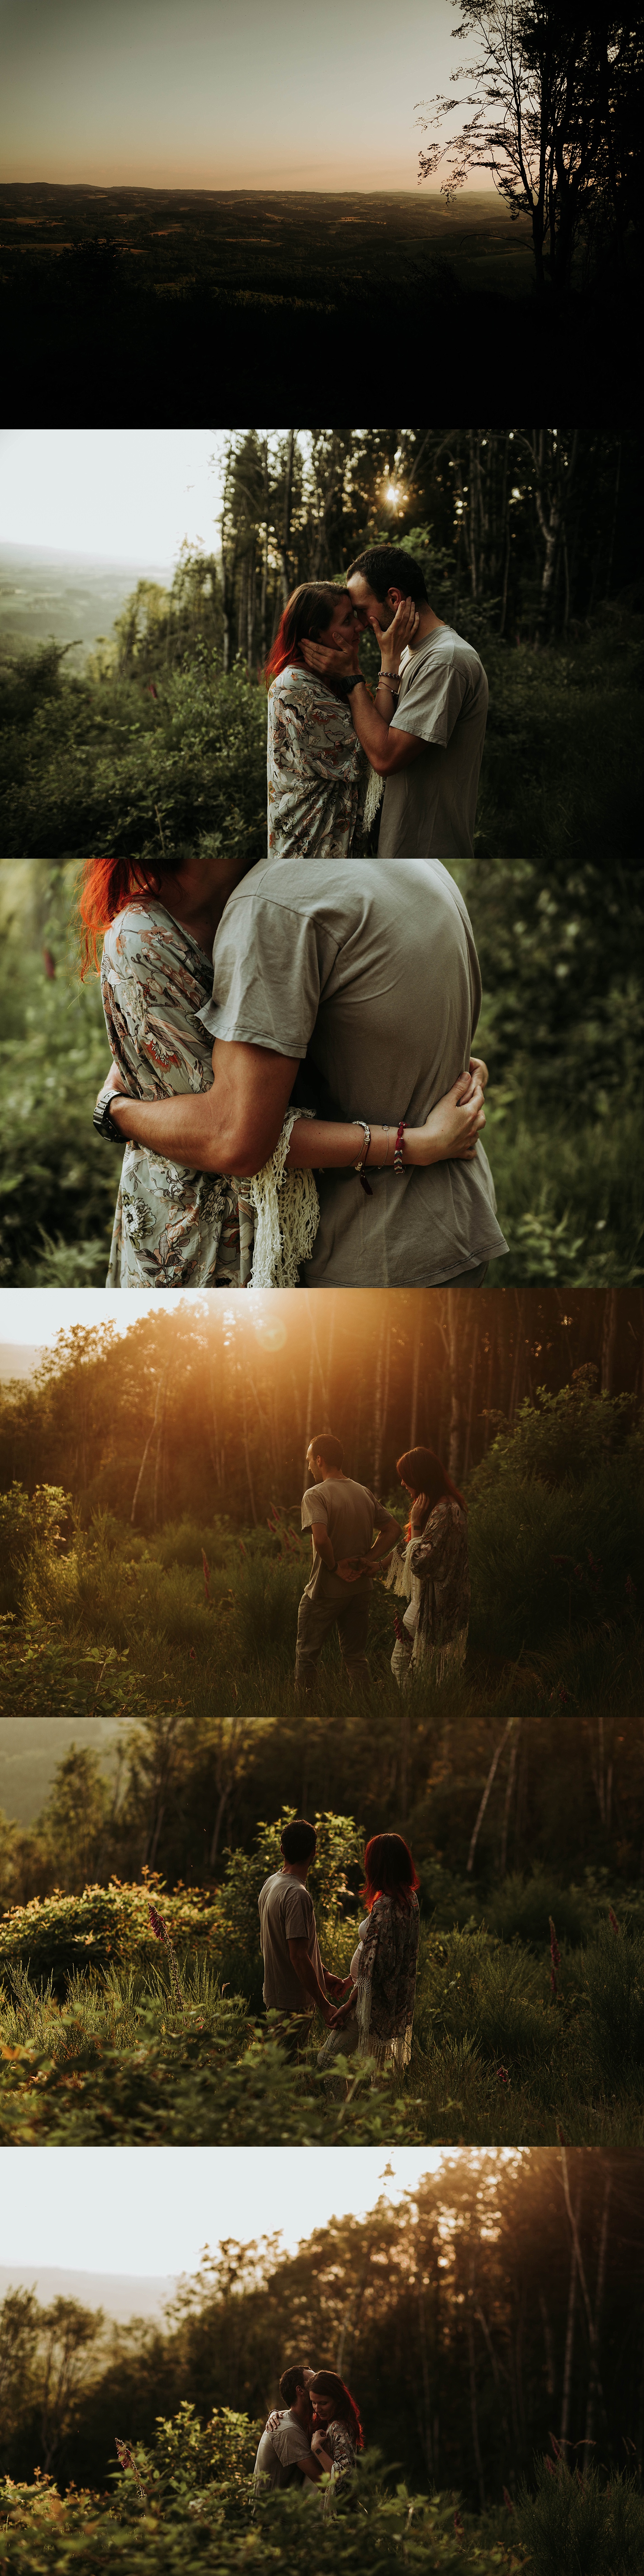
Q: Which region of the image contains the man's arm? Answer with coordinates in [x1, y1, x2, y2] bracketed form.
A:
[309, 1518, 335, 1571]
[346, 680, 427, 778]
[105, 1041, 300, 1175]
[287, 1938, 335, 2025]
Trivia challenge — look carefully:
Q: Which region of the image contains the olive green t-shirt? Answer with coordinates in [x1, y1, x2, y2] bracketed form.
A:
[198, 858, 507, 1287]
[378, 626, 488, 859]
[258, 1870, 325, 2012]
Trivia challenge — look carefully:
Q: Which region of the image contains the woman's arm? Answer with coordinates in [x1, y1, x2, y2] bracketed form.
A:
[101, 1054, 486, 1175]
[301, 597, 424, 778]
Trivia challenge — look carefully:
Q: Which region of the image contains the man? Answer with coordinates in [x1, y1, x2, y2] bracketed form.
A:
[253, 2363, 322, 2493]
[103, 858, 507, 1288]
[343, 544, 488, 859]
[297, 1430, 400, 1699]
[258, 1817, 351, 2047]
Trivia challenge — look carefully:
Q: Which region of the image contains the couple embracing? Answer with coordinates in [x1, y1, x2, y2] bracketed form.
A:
[254, 2360, 362, 2512]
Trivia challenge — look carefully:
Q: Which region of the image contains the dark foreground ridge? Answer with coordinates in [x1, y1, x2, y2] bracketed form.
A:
[1, 182, 638, 417]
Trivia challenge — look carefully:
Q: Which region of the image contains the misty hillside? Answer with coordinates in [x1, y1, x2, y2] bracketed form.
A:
[0, 2264, 178, 2322]
[0, 544, 173, 665]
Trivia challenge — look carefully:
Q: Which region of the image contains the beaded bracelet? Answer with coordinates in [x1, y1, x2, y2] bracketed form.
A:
[393, 1120, 406, 1175]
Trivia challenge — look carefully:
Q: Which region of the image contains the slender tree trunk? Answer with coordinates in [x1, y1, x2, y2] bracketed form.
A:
[583, 2169, 612, 2471]
[560, 2190, 579, 2448]
[280, 430, 296, 605]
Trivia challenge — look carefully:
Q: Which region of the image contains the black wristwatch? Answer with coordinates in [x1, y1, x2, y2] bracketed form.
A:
[93, 1091, 135, 1143]
[343, 674, 366, 694]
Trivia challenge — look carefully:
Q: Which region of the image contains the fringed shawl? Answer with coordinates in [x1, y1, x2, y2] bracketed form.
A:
[355, 1891, 420, 2071]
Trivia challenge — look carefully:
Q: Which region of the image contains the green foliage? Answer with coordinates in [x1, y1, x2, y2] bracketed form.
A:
[0, 1878, 223, 1987]
[0, 2457, 523, 2573]
[0, 660, 267, 864]
[515, 2458, 644, 2576]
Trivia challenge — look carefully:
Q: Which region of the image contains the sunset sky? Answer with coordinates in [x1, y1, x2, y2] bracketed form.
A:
[6, 2149, 449, 2274]
[1, 0, 493, 193]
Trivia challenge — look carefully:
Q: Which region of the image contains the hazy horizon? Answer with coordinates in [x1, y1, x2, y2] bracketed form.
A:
[2, 0, 497, 193]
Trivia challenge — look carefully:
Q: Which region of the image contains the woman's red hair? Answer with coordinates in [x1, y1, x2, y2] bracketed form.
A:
[265, 581, 351, 689]
[76, 858, 169, 977]
[309, 2371, 363, 2452]
[396, 1444, 466, 1539]
[361, 1832, 420, 1916]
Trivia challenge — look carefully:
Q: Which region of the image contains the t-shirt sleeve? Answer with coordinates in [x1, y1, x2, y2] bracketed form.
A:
[301, 1489, 328, 1531]
[391, 653, 468, 750]
[197, 896, 338, 1059]
[271, 2421, 313, 2469]
[280, 1882, 314, 1943]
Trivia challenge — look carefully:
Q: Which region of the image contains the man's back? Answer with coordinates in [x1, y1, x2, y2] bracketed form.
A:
[301, 1474, 376, 1579]
[203, 859, 507, 1286]
[258, 1869, 325, 2011]
[379, 626, 488, 859]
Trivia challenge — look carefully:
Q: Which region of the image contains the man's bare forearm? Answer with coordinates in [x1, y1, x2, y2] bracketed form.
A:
[347, 678, 392, 763]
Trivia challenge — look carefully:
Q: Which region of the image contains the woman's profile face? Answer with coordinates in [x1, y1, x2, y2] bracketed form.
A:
[400, 1476, 416, 1498]
[318, 593, 358, 650]
[312, 2394, 335, 2423]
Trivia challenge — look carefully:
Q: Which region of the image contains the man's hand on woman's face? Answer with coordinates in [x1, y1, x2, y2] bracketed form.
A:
[301, 630, 360, 681]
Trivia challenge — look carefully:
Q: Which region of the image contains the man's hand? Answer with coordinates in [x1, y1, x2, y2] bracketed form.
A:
[95, 1062, 129, 1113]
[371, 594, 419, 671]
[324, 1972, 354, 1999]
[335, 1556, 362, 1583]
[301, 631, 360, 682]
[420, 1074, 486, 1165]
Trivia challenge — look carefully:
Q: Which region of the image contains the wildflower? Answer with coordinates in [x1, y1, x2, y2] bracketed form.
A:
[545, 2454, 557, 2477]
[148, 1903, 186, 2021]
[497, 2065, 509, 2086]
[502, 2487, 514, 2511]
[608, 1906, 620, 1935]
[188, 1648, 197, 1662]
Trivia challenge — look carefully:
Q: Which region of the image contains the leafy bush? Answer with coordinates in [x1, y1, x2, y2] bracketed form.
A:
[515, 2457, 644, 2576]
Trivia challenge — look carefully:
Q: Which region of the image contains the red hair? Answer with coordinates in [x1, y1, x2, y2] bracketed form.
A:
[396, 1445, 466, 1539]
[265, 581, 351, 690]
[309, 2371, 363, 2452]
[362, 1832, 420, 1915]
[76, 858, 172, 977]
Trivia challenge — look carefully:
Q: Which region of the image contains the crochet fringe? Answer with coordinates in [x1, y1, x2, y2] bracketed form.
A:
[240, 1109, 319, 1289]
[362, 764, 385, 834]
[355, 1973, 412, 2071]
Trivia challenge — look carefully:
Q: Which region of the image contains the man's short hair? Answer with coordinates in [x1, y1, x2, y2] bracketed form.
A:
[279, 2363, 308, 2404]
[281, 1818, 317, 1863]
[309, 1431, 344, 1470]
[347, 546, 429, 606]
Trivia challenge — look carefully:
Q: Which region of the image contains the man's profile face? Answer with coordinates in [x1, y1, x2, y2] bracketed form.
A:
[306, 1447, 324, 1481]
[347, 570, 399, 632]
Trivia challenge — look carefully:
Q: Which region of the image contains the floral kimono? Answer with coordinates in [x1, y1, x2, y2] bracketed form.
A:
[100, 903, 319, 1289]
[354, 1890, 420, 2072]
[386, 1496, 470, 1686]
[267, 665, 368, 858]
[319, 2419, 357, 2515]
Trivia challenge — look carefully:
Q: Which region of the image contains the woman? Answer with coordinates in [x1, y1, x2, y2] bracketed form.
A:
[307, 2371, 363, 2513]
[81, 853, 488, 1288]
[317, 1830, 420, 2094]
[266, 582, 417, 858]
[265, 2368, 362, 2515]
[386, 1445, 470, 1689]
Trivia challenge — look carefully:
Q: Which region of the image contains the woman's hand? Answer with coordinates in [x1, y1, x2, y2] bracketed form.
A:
[373, 594, 419, 673]
[461, 1055, 489, 1100]
[301, 632, 360, 682]
[328, 1989, 358, 2028]
[418, 1073, 486, 1165]
[409, 1493, 430, 1531]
